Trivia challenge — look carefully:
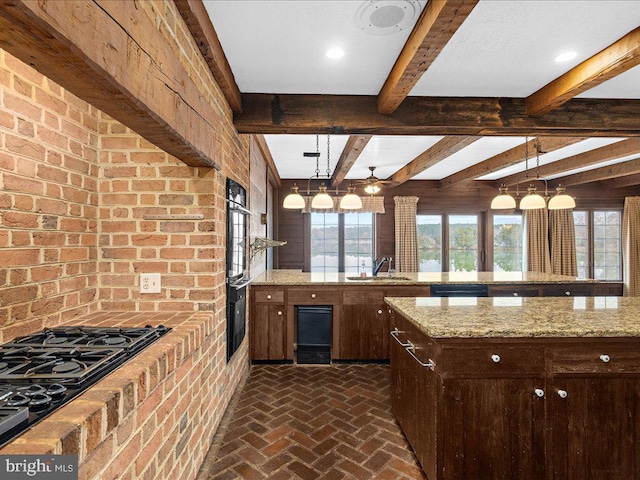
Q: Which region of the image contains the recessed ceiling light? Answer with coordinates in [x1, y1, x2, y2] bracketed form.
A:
[555, 51, 577, 63]
[326, 48, 344, 59]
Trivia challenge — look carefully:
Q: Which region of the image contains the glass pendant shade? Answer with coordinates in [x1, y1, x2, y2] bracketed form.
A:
[364, 184, 380, 195]
[519, 186, 546, 210]
[490, 185, 516, 209]
[548, 187, 576, 210]
[282, 185, 305, 209]
[311, 185, 334, 209]
[339, 186, 362, 209]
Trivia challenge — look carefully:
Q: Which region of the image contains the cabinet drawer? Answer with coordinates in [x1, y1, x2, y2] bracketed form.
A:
[553, 347, 640, 374]
[441, 346, 545, 376]
[541, 284, 593, 296]
[489, 285, 540, 297]
[253, 290, 284, 303]
[343, 289, 384, 305]
[288, 288, 336, 304]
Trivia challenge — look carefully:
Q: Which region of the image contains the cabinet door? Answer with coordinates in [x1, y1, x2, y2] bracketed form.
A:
[251, 304, 287, 360]
[551, 378, 640, 480]
[338, 303, 389, 359]
[390, 313, 415, 437]
[442, 378, 546, 480]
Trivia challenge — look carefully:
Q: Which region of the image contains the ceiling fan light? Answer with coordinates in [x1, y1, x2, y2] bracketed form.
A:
[365, 184, 380, 195]
[490, 185, 516, 209]
[282, 185, 306, 209]
[339, 186, 363, 209]
[548, 187, 576, 210]
[519, 186, 546, 210]
[311, 185, 334, 209]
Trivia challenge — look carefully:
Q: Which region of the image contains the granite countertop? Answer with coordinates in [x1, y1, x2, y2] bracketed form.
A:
[252, 269, 595, 286]
[385, 296, 640, 338]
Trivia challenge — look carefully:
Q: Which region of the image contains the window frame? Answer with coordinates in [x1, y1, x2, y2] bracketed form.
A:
[573, 208, 623, 281]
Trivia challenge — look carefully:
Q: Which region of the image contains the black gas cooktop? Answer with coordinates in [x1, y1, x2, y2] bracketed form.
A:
[0, 325, 170, 447]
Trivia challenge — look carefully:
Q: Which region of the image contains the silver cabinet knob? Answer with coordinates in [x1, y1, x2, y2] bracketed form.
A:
[534, 389, 545, 398]
[558, 390, 568, 399]
[311, 293, 316, 299]
[600, 354, 610, 363]
[377, 309, 383, 315]
[277, 311, 282, 316]
[491, 354, 501, 363]
[565, 291, 571, 296]
[388, 309, 392, 314]
[267, 294, 272, 300]
[513, 292, 519, 297]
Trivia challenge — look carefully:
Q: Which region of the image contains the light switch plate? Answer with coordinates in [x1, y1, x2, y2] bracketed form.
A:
[140, 273, 161, 294]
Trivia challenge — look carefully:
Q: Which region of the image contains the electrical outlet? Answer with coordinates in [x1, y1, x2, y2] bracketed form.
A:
[140, 273, 161, 294]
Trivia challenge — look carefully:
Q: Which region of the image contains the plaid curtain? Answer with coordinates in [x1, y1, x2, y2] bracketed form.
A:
[549, 209, 577, 276]
[525, 208, 551, 273]
[394, 196, 419, 272]
[623, 197, 640, 296]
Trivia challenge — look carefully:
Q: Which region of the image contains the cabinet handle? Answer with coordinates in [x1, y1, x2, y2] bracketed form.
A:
[600, 354, 610, 363]
[406, 340, 436, 371]
[513, 292, 519, 297]
[534, 389, 545, 398]
[377, 309, 383, 315]
[267, 294, 272, 300]
[491, 354, 501, 363]
[558, 390, 568, 399]
[388, 309, 392, 314]
[277, 311, 282, 316]
[311, 293, 316, 299]
[390, 328, 411, 347]
[565, 291, 571, 296]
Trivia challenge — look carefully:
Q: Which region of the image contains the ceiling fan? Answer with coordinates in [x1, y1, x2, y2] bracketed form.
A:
[354, 166, 392, 195]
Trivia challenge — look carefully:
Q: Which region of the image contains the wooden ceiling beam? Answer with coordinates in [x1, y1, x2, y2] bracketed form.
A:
[386, 136, 478, 187]
[526, 26, 640, 115]
[253, 135, 281, 188]
[174, 0, 242, 112]
[598, 173, 640, 189]
[498, 138, 640, 187]
[440, 137, 581, 189]
[0, 0, 220, 168]
[235, 94, 640, 136]
[329, 135, 372, 188]
[377, 0, 478, 114]
[551, 158, 640, 187]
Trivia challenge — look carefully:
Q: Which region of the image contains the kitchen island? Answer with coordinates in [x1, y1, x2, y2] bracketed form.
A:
[250, 270, 621, 362]
[386, 296, 640, 479]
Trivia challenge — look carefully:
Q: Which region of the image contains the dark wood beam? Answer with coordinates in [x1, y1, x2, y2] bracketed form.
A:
[329, 135, 372, 187]
[253, 135, 281, 188]
[387, 136, 478, 187]
[440, 137, 581, 189]
[526, 26, 640, 115]
[0, 0, 220, 168]
[377, 0, 478, 114]
[235, 94, 640, 136]
[498, 138, 640, 187]
[599, 173, 640, 189]
[174, 0, 242, 112]
[552, 157, 640, 187]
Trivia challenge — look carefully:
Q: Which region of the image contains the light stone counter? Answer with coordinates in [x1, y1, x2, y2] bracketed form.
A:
[385, 296, 640, 338]
[252, 269, 594, 286]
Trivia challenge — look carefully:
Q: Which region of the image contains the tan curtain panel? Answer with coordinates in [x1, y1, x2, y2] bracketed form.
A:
[549, 209, 577, 276]
[525, 208, 551, 273]
[622, 196, 640, 296]
[394, 196, 419, 272]
[301, 196, 385, 214]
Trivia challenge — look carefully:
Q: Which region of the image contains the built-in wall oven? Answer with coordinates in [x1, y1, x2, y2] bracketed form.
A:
[226, 178, 252, 362]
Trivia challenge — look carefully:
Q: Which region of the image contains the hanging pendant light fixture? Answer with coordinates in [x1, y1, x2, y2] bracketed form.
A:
[518, 138, 546, 210]
[548, 185, 576, 210]
[339, 184, 363, 209]
[490, 184, 516, 209]
[283, 184, 306, 209]
[311, 184, 334, 209]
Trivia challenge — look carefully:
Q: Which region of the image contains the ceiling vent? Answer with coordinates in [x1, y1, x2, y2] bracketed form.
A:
[355, 0, 422, 36]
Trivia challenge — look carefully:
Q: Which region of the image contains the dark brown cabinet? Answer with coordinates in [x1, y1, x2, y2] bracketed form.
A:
[390, 310, 640, 479]
[251, 303, 288, 360]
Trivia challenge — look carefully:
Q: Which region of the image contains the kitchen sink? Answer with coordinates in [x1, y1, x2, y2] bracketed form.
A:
[346, 276, 412, 281]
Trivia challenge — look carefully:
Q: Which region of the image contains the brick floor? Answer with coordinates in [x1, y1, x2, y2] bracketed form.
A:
[198, 364, 427, 480]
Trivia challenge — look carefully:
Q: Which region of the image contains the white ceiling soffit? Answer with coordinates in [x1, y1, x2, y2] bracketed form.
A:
[477, 138, 627, 181]
[410, 1, 640, 98]
[345, 135, 443, 180]
[411, 137, 527, 180]
[203, 0, 424, 95]
[264, 135, 349, 179]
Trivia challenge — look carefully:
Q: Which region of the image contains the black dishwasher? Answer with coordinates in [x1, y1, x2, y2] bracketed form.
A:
[296, 306, 332, 364]
[430, 284, 488, 297]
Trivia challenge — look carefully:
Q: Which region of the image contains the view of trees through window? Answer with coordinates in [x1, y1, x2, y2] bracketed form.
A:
[417, 215, 441, 272]
[493, 215, 523, 272]
[448, 215, 478, 272]
[573, 210, 621, 280]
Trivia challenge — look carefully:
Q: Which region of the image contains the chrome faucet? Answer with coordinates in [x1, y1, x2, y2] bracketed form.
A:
[373, 257, 388, 276]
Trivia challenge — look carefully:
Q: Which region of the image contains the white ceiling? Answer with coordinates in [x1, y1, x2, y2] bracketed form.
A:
[204, 0, 640, 185]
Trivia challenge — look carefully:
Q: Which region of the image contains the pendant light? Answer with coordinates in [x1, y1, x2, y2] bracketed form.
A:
[339, 184, 363, 209]
[518, 138, 546, 210]
[548, 185, 576, 210]
[311, 184, 334, 209]
[283, 184, 305, 209]
[490, 184, 516, 209]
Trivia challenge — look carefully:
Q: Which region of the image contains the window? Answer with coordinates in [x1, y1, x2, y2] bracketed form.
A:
[573, 210, 622, 280]
[310, 212, 374, 274]
[448, 215, 479, 272]
[493, 214, 524, 272]
[417, 215, 442, 272]
[417, 214, 481, 272]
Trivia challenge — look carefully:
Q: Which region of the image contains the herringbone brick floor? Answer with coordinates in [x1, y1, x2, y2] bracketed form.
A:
[199, 364, 427, 480]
